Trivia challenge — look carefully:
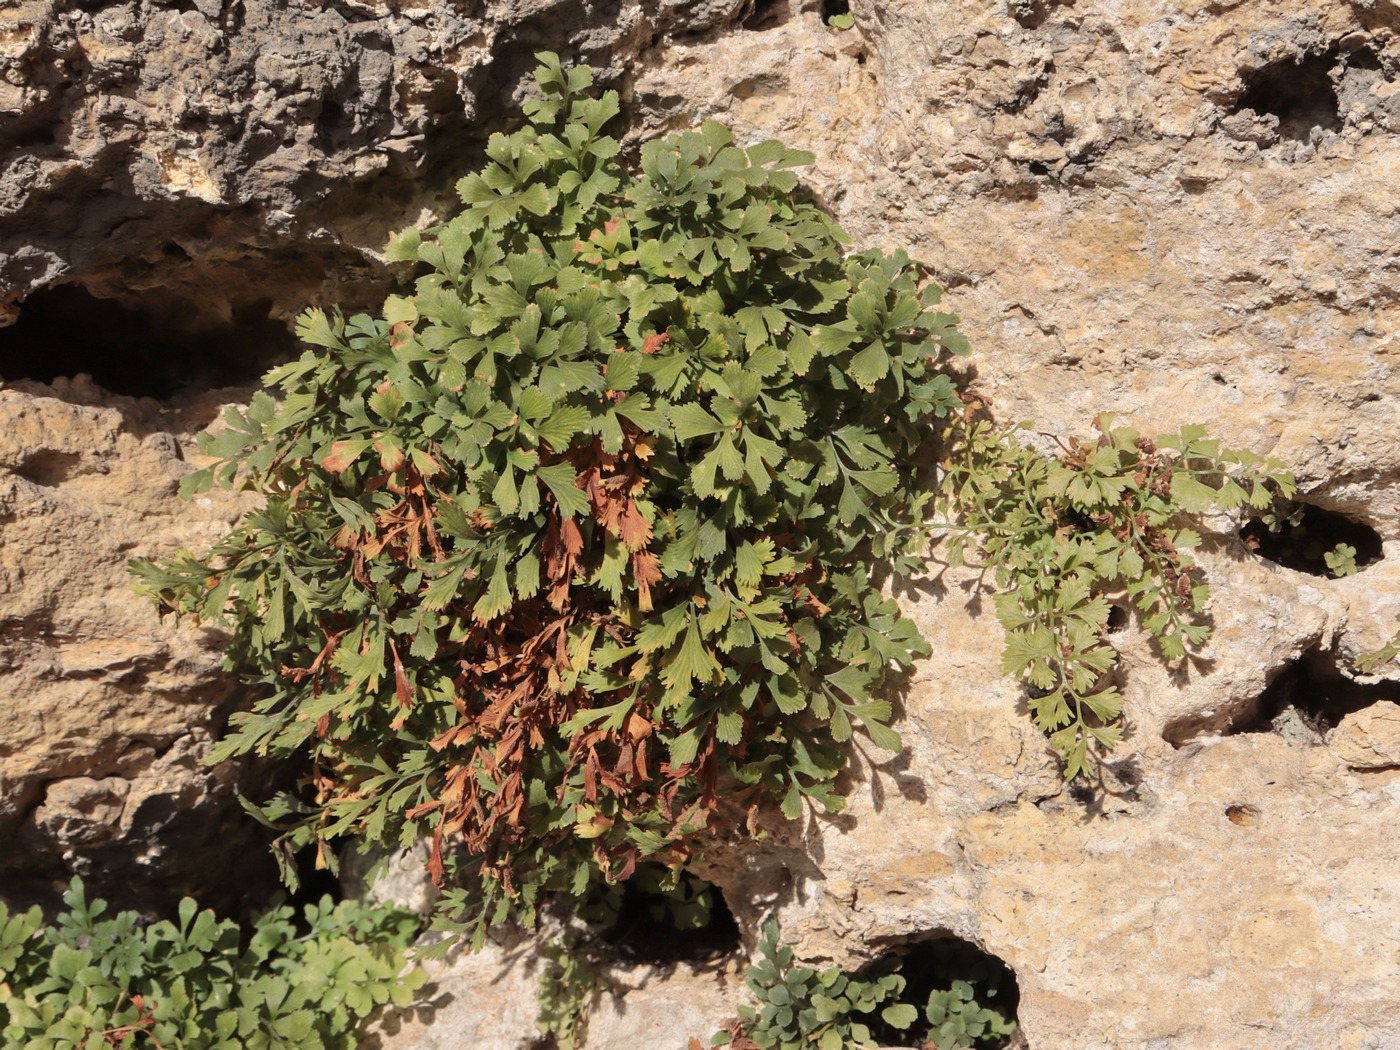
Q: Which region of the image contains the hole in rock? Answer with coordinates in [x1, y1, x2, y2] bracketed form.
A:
[1106, 604, 1129, 632]
[821, 0, 850, 24]
[282, 842, 347, 921]
[1246, 649, 1400, 736]
[0, 285, 298, 399]
[578, 864, 739, 965]
[1241, 503, 1384, 578]
[1226, 803, 1259, 826]
[1165, 648, 1400, 747]
[14, 450, 81, 486]
[1008, 0, 1070, 30]
[315, 99, 354, 152]
[1234, 52, 1340, 142]
[743, 0, 788, 30]
[1346, 47, 1383, 73]
[860, 935, 1021, 1047]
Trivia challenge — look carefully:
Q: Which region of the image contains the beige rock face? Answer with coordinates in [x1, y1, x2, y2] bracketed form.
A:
[362, 922, 742, 1050]
[619, 4, 1400, 1048]
[5, 0, 1400, 1046]
[741, 556, 1400, 1050]
[0, 378, 271, 908]
[1328, 700, 1400, 768]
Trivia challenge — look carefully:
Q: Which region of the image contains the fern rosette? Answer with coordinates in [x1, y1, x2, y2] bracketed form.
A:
[133, 55, 968, 939]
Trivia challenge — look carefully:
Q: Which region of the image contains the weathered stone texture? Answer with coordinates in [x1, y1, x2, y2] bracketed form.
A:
[362, 924, 741, 1050]
[625, 4, 1400, 1047]
[0, 379, 266, 908]
[5, 0, 1400, 1046]
[634, 0, 1400, 509]
[0, 0, 746, 328]
[1328, 699, 1400, 767]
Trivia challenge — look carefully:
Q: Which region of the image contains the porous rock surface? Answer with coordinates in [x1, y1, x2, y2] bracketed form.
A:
[625, 3, 1400, 1048]
[0, 378, 268, 909]
[361, 924, 741, 1050]
[0, 0, 746, 329]
[4, 0, 1400, 1046]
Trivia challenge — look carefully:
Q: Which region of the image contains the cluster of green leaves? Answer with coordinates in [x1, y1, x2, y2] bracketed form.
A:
[131, 53, 965, 945]
[724, 920, 910, 1050]
[0, 880, 423, 1050]
[716, 920, 1015, 1050]
[918, 941, 1018, 1050]
[535, 934, 605, 1050]
[936, 413, 1296, 777]
[1325, 543, 1360, 576]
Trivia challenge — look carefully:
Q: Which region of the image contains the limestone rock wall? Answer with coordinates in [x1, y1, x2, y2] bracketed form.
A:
[3, 0, 1400, 1046]
[0, 378, 268, 909]
[626, 3, 1400, 1047]
[0, 0, 745, 331]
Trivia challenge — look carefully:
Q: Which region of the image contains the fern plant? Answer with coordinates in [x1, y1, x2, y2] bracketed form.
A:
[0, 879, 423, 1049]
[128, 51, 1311, 949]
[934, 412, 1295, 776]
[131, 53, 966, 944]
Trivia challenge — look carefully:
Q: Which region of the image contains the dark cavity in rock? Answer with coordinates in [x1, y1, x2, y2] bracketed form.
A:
[743, 0, 790, 31]
[0, 285, 298, 399]
[1008, 0, 1073, 31]
[1234, 52, 1341, 143]
[1164, 648, 1400, 747]
[583, 865, 739, 966]
[1241, 503, 1384, 578]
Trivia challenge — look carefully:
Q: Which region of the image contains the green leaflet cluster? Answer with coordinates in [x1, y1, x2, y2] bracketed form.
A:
[1361, 615, 1400, 673]
[716, 920, 1016, 1050]
[131, 54, 963, 943]
[535, 935, 605, 1050]
[0, 880, 423, 1050]
[937, 413, 1296, 777]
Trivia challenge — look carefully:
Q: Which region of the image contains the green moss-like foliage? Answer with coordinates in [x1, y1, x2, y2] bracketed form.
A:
[0, 880, 423, 1049]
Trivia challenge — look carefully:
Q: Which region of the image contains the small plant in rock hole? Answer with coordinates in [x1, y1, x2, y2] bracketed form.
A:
[131, 51, 1309, 944]
[1244, 501, 1365, 578]
[709, 919, 1017, 1050]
